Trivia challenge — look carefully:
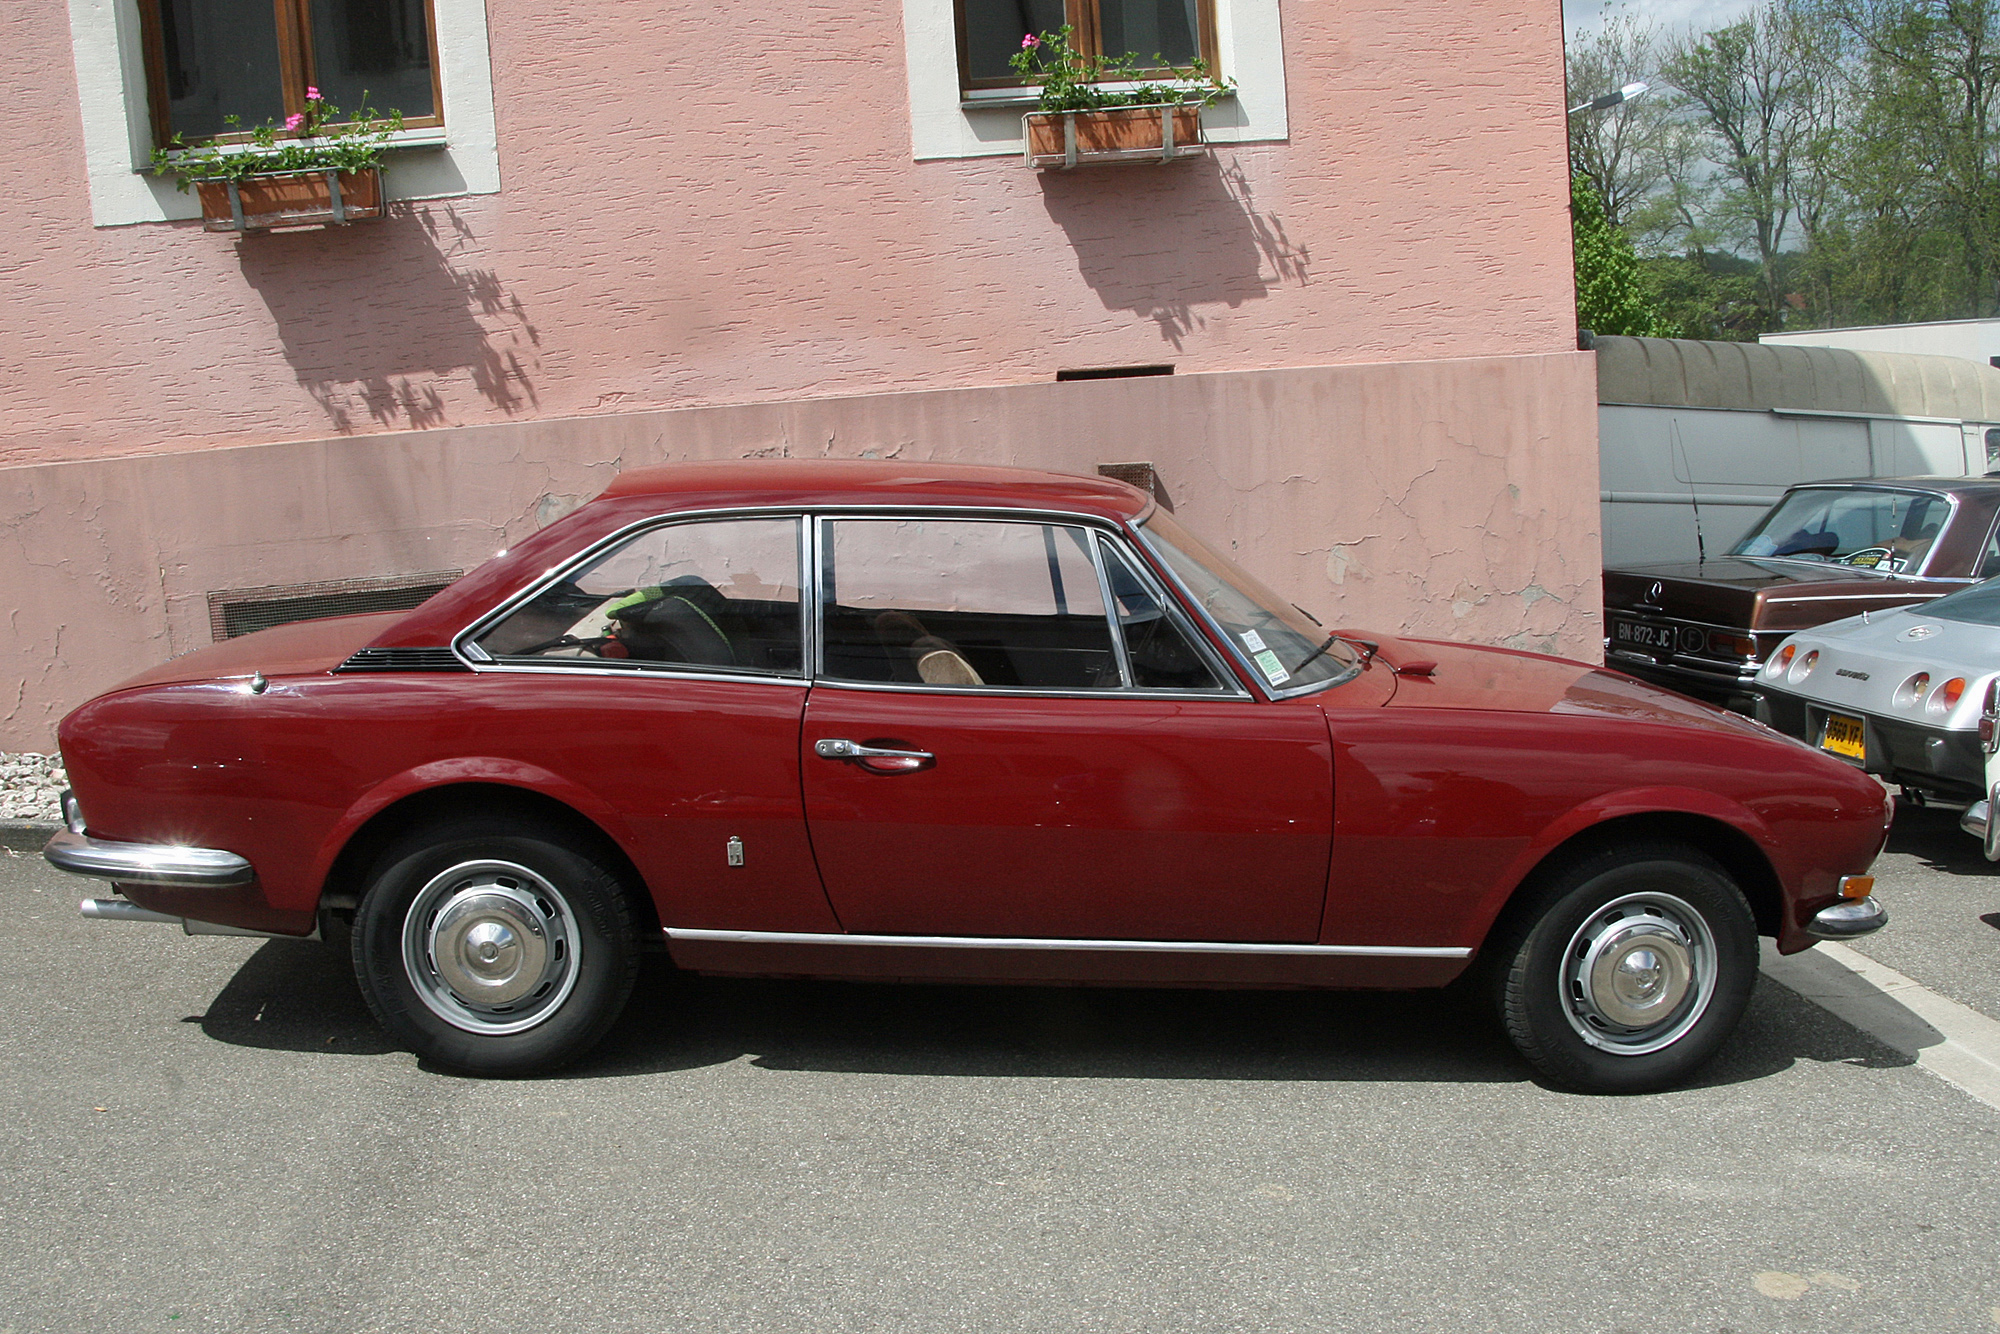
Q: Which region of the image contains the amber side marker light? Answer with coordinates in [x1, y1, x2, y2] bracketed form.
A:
[1840, 875, 1875, 900]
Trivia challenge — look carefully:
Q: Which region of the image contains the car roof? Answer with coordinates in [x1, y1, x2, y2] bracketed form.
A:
[368, 460, 1151, 650]
[599, 459, 1150, 521]
[1785, 475, 2000, 494]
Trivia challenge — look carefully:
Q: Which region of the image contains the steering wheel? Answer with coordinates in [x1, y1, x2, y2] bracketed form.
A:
[1836, 546, 1893, 568]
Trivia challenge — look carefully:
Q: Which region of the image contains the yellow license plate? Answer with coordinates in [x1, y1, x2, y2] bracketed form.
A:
[1821, 714, 1866, 762]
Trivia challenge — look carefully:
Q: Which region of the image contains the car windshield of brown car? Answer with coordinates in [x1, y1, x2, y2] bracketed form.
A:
[1138, 511, 1360, 691]
[1729, 488, 1948, 574]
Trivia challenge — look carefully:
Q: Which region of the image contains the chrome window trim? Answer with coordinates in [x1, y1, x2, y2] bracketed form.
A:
[1089, 528, 1136, 689]
[1090, 530, 1243, 696]
[1131, 518, 1356, 701]
[810, 512, 1249, 699]
[453, 509, 813, 681]
[663, 926, 1470, 958]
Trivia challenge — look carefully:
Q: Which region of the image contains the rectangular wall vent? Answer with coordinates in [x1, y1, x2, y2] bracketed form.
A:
[1056, 364, 1174, 381]
[207, 571, 462, 642]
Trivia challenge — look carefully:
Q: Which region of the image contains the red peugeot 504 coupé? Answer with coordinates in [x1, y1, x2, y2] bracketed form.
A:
[45, 461, 1890, 1091]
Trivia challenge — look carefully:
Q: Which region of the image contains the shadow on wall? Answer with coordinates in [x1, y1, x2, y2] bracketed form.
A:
[1037, 156, 1310, 348]
[234, 206, 538, 432]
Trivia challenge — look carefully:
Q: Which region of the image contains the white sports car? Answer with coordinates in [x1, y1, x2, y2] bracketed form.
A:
[1757, 579, 2000, 808]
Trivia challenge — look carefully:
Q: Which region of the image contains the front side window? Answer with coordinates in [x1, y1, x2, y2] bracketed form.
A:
[141, 0, 439, 145]
[1729, 488, 1951, 574]
[1138, 510, 1359, 693]
[475, 518, 803, 675]
[821, 518, 1121, 689]
[958, 0, 1214, 91]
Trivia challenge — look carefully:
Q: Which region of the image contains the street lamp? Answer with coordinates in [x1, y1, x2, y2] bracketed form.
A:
[1569, 81, 1648, 115]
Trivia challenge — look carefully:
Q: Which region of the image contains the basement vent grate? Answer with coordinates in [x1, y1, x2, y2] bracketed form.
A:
[1097, 462, 1160, 498]
[1056, 364, 1174, 381]
[207, 571, 462, 642]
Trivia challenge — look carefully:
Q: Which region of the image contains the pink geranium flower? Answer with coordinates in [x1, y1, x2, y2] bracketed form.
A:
[306, 86, 321, 101]
[1021, 33, 1039, 49]
[285, 113, 305, 131]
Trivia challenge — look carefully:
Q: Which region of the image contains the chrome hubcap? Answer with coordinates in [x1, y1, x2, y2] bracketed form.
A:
[1560, 891, 1715, 1055]
[403, 860, 579, 1035]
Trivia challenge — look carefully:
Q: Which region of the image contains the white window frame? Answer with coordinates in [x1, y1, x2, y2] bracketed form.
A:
[66, 0, 500, 228]
[901, 0, 1287, 161]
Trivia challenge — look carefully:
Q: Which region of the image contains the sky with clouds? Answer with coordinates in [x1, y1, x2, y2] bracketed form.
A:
[1562, 0, 1760, 42]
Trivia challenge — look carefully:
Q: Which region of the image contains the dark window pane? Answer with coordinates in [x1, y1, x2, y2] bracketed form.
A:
[158, 0, 286, 141]
[308, 0, 436, 120]
[1099, 0, 1199, 64]
[961, 0, 1066, 82]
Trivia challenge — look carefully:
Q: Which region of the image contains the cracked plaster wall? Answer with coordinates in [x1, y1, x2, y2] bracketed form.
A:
[0, 354, 1598, 750]
[1, 0, 1573, 465]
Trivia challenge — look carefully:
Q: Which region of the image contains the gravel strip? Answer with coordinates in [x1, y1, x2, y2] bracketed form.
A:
[0, 753, 65, 823]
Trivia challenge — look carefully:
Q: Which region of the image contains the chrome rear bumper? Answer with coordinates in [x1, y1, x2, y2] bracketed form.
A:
[43, 828, 254, 889]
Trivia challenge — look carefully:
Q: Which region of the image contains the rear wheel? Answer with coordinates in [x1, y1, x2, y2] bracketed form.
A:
[1492, 841, 1757, 1094]
[352, 817, 640, 1075]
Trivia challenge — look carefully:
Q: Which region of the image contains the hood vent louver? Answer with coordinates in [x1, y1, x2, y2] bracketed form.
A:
[336, 647, 472, 674]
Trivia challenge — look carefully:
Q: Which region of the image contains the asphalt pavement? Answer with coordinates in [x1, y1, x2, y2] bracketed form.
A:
[1, 825, 1998, 1334]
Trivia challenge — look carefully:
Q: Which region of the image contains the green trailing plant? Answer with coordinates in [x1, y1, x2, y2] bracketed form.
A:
[1009, 26, 1234, 112]
[150, 88, 404, 189]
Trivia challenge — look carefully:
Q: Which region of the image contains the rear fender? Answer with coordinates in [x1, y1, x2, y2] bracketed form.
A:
[305, 757, 638, 905]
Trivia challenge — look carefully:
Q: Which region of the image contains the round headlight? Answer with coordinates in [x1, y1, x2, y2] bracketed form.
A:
[1789, 649, 1820, 684]
[1895, 671, 1932, 709]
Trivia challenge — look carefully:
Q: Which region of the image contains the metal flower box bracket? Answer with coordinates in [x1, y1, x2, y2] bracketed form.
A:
[194, 167, 386, 233]
[1023, 104, 1207, 170]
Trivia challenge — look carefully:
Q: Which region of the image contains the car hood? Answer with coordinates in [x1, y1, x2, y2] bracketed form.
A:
[106, 611, 412, 693]
[1604, 558, 1950, 633]
[1381, 639, 1773, 738]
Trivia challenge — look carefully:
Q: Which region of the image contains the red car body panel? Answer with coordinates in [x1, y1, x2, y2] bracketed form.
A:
[54, 460, 1892, 985]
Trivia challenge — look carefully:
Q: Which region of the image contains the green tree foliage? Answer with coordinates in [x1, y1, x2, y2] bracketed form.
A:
[1573, 177, 1673, 336]
[1571, 0, 2000, 334]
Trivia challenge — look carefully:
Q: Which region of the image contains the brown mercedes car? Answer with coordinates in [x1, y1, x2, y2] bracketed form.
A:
[1604, 478, 2000, 712]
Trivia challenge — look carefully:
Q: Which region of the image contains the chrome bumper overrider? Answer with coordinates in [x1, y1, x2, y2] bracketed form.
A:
[1806, 896, 1889, 940]
[42, 828, 254, 889]
[1964, 789, 2000, 861]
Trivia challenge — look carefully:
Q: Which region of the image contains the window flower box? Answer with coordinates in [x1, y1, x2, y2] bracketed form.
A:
[193, 167, 385, 232]
[1023, 104, 1206, 169]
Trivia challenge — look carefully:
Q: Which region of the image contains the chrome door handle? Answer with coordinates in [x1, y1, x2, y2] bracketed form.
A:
[813, 738, 935, 773]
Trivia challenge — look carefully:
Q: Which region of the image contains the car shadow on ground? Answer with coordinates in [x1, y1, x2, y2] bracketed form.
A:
[1887, 798, 2000, 876]
[194, 943, 1914, 1092]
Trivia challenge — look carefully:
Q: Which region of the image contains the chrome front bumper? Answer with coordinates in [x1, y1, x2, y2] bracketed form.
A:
[42, 828, 254, 889]
[1806, 896, 1889, 940]
[1962, 789, 2000, 861]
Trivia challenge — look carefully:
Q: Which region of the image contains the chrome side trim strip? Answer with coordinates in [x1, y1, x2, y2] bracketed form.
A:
[44, 829, 254, 889]
[663, 927, 1470, 958]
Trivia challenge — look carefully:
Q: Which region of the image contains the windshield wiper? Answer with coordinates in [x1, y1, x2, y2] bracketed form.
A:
[1291, 633, 1343, 674]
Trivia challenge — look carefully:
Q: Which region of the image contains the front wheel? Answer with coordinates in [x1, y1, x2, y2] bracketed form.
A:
[352, 817, 640, 1075]
[1492, 841, 1758, 1094]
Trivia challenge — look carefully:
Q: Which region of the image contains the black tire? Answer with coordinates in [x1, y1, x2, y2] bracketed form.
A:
[351, 817, 640, 1076]
[1490, 840, 1757, 1094]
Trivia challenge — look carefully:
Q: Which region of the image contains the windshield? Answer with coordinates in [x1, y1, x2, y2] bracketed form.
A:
[1729, 487, 1950, 573]
[1913, 576, 2000, 626]
[1137, 511, 1360, 692]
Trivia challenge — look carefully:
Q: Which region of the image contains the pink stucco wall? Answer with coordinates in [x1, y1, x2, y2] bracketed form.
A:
[0, 1, 1597, 750]
[0, 0, 1575, 466]
[0, 355, 1599, 750]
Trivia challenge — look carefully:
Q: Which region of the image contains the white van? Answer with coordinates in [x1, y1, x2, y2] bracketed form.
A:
[1596, 335, 2000, 566]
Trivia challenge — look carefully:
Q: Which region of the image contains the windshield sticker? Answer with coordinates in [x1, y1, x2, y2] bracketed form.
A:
[1252, 649, 1291, 685]
[1241, 629, 1267, 652]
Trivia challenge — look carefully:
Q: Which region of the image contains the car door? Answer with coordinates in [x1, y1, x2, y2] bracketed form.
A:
[800, 514, 1333, 942]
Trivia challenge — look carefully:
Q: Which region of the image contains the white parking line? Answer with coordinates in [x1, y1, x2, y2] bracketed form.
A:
[1761, 940, 2000, 1111]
